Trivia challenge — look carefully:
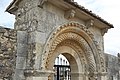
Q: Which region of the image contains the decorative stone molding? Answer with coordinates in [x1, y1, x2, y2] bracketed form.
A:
[60, 40, 87, 64]
[64, 9, 76, 19]
[41, 22, 105, 74]
[93, 40, 106, 72]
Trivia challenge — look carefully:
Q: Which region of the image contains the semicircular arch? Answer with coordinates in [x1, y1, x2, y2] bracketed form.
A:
[41, 22, 105, 74]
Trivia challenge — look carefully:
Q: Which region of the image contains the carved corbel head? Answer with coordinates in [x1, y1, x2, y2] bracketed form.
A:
[64, 9, 76, 19]
[101, 28, 109, 36]
[85, 19, 94, 29]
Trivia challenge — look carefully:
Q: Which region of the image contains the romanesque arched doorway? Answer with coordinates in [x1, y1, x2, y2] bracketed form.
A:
[52, 46, 82, 80]
[41, 22, 106, 80]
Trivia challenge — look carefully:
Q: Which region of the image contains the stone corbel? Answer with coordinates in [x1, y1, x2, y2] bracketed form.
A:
[101, 28, 108, 36]
[38, 0, 48, 8]
[64, 9, 76, 19]
[85, 19, 94, 29]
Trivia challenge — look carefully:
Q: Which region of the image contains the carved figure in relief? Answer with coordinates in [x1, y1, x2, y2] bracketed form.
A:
[65, 9, 76, 19]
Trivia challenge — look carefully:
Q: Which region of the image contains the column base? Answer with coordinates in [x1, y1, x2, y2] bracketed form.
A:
[24, 69, 54, 80]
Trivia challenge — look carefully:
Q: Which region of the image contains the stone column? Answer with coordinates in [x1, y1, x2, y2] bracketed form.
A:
[27, 31, 47, 70]
[13, 31, 28, 80]
[24, 31, 49, 80]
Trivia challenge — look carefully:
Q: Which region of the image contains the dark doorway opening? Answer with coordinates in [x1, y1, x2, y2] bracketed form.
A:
[54, 54, 71, 80]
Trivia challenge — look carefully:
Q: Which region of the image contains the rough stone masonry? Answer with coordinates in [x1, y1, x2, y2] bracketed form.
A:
[0, 26, 16, 79]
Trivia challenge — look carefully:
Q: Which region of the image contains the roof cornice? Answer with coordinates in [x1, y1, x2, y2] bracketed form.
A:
[64, 0, 114, 28]
[6, 0, 114, 28]
[6, 0, 21, 14]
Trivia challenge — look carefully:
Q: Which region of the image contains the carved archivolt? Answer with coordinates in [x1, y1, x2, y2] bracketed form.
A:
[46, 32, 96, 72]
[41, 22, 106, 73]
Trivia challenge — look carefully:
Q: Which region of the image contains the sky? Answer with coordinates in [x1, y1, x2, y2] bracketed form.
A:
[0, 0, 14, 28]
[0, 0, 120, 56]
[74, 0, 120, 56]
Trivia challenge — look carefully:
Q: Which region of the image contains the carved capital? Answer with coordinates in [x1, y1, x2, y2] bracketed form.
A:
[64, 9, 76, 19]
[88, 72, 98, 80]
[85, 19, 94, 29]
[87, 72, 107, 80]
[101, 28, 108, 36]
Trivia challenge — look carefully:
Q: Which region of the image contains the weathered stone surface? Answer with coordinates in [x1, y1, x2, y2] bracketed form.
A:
[0, 27, 16, 80]
[17, 43, 27, 57]
[17, 31, 28, 44]
[28, 31, 46, 44]
[16, 56, 26, 69]
[105, 53, 120, 80]
[4, 0, 115, 80]
[1, 26, 118, 80]
[14, 69, 25, 80]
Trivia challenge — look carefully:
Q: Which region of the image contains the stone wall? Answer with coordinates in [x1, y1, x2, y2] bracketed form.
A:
[1, 0, 115, 80]
[0, 26, 16, 80]
[105, 53, 120, 80]
[0, 26, 120, 80]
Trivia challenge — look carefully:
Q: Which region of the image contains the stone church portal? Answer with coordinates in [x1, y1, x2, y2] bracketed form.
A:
[5, 0, 114, 80]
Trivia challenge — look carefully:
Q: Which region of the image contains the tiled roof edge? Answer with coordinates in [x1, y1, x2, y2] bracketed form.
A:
[64, 0, 114, 28]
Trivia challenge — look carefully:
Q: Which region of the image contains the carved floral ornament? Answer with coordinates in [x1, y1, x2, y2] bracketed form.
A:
[41, 22, 106, 73]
